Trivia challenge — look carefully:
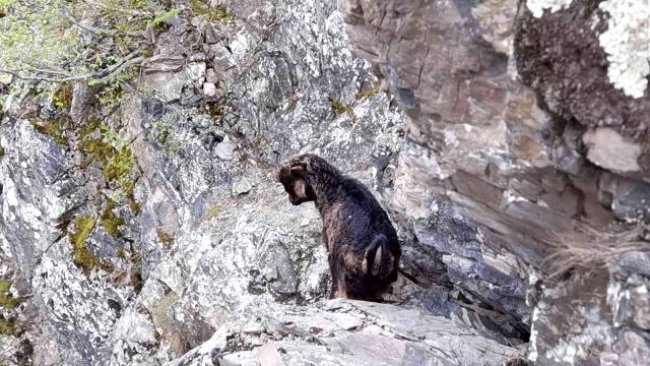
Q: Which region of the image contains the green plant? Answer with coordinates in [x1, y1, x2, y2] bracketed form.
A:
[147, 8, 180, 28]
[205, 202, 220, 220]
[78, 120, 139, 210]
[189, 0, 235, 22]
[0, 280, 17, 310]
[0, 317, 16, 336]
[330, 99, 354, 117]
[0, 0, 173, 83]
[151, 119, 182, 155]
[100, 198, 125, 236]
[52, 82, 73, 110]
[31, 117, 69, 146]
[69, 216, 113, 272]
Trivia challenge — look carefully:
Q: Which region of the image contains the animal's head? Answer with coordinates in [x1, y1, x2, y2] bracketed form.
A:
[276, 154, 318, 205]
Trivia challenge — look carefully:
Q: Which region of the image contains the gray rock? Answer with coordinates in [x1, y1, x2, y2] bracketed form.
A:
[339, 0, 650, 364]
[214, 139, 236, 160]
[203, 82, 217, 98]
[143, 63, 206, 103]
[4, 0, 650, 365]
[583, 128, 642, 173]
[172, 300, 523, 366]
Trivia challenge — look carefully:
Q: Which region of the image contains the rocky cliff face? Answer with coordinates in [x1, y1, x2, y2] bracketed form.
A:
[0, 0, 648, 365]
[340, 0, 650, 364]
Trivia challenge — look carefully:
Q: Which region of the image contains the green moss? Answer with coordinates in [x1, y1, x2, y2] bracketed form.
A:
[355, 83, 381, 100]
[100, 199, 125, 237]
[52, 82, 73, 111]
[128, 198, 141, 215]
[78, 120, 139, 212]
[103, 147, 135, 187]
[69, 216, 112, 272]
[157, 228, 174, 248]
[0, 317, 16, 336]
[31, 118, 68, 146]
[0, 144, 4, 158]
[0, 280, 17, 310]
[189, 0, 235, 22]
[330, 100, 354, 117]
[151, 119, 182, 155]
[128, 0, 147, 9]
[206, 202, 220, 220]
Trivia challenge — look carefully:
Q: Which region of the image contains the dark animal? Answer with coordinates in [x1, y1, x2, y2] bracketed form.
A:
[276, 154, 401, 300]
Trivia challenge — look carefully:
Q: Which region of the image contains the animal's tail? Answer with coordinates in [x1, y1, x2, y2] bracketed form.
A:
[365, 234, 395, 278]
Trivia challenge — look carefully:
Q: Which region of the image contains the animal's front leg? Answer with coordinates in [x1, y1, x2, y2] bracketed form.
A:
[329, 253, 349, 299]
[328, 253, 338, 298]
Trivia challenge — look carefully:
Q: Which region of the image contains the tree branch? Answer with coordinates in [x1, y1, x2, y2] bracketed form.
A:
[0, 51, 145, 84]
[63, 8, 145, 39]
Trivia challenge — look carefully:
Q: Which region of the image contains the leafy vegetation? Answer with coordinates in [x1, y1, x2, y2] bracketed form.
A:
[79, 120, 138, 203]
[0, 0, 178, 82]
[151, 119, 183, 155]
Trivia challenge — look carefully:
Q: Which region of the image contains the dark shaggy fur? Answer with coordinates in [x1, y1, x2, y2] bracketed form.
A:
[276, 154, 401, 300]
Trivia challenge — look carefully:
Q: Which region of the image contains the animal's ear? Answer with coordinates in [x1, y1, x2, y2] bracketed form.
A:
[289, 164, 306, 177]
[364, 235, 392, 277]
[287, 177, 315, 205]
[288, 155, 315, 176]
[292, 178, 308, 199]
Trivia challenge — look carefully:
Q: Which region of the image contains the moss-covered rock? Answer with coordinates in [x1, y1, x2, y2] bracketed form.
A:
[100, 198, 125, 237]
[78, 119, 139, 211]
[69, 216, 112, 272]
[189, 0, 235, 22]
[0, 316, 16, 336]
[0, 280, 17, 310]
[52, 82, 73, 111]
[30, 117, 68, 146]
[330, 99, 354, 117]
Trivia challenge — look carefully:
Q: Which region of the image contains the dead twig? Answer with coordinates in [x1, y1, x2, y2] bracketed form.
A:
[542, 225, 650, 281]
[63, 8, 145, 38]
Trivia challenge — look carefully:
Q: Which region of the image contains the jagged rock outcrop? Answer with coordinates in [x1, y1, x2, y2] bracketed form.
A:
[0, 0, 527, 365]
[339, 0, 650, 364]
[2, 0, 649, 364]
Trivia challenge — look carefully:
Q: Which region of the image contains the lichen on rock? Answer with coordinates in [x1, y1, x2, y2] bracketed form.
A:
[598, 0, 650, 99]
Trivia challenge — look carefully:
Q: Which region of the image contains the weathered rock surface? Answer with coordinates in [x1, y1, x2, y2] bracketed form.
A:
[172, 299, 523, 366]
[2, 0, 650, 364]
[340, 0, 650, 364]
[1, 0, 524, 365]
